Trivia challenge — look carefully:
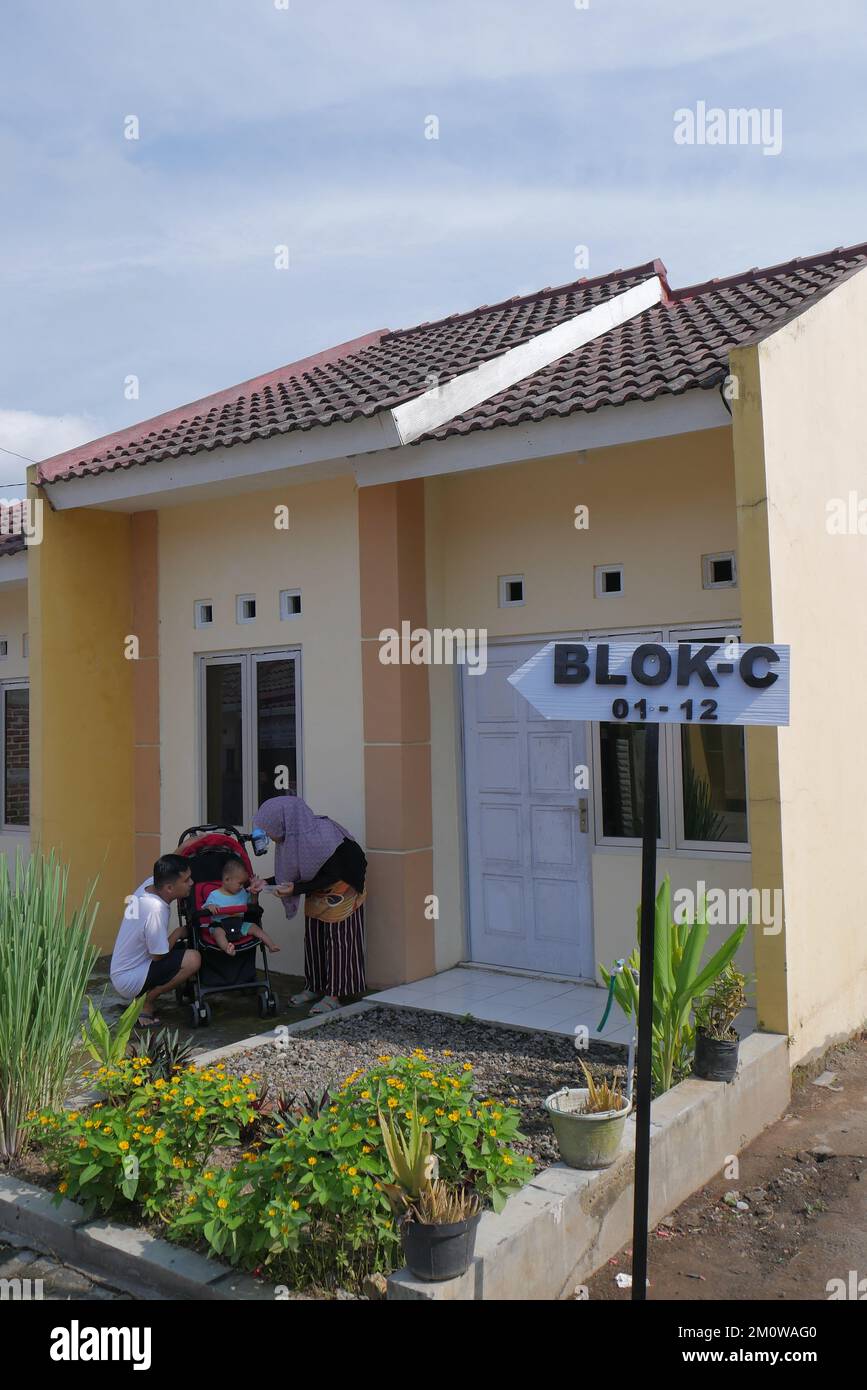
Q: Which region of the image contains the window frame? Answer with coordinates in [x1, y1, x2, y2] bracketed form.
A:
[1, 678, 30, 831]
[588, 622, 749, 858]
[197, 647, 302, 828]
[667, 624, 750, 854]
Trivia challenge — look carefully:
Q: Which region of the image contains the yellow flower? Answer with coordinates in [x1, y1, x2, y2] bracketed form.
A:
[194, 1108, 206, 1120]
[448, 1112, 460, 1122]
[203, 1171, 215, 1180]
[154, 1079, 167, 1090]
[348, 1166, 357, 1177]
[405, 1110, 414, 1120]
[503, 1155, 514, 1166]
[78, 1139, 88, 1149]
[361, 1145, 372, 1154]
[154, 1129, 166, 1141]
[435, 1108, 445, 1117]
[360, 1090, 371, 1100]
[143, 1126, 154, 1135]
[102, 1126, 112, 1135]
[493, 1111, 502, 1121]
[172, 1156, 184, 1169]
[118, 1140, 130, 1151]
[187, 1193, 197, 1204]
[462, 1062, 473, 1072]
[58, 1182, 68, 1194]
[93, 1103, 103, 1110]
[329, 1125, 338, 1133]
[217, 1198, 229, 1210]
[377, 1054, 391, 1063]
[268, 1208, 277, 1217]
[329, 1106, 338, 1114]
[387, 1097, 398, 1109]
[489, 1128, 497, 1137]
[132, 1077, 143, 1087]
[183, 1096, 194, 1107]
[442, 1050, 453, 1057]
[419, 1070, 434, 1081]
[307, 1156, 317, 1167]
[351, 1186, 360, 1197]
[84, 1120, 93, 1130]
[67, 1111, 79, 1122]
[419, 1115, 429, 1125]
[291, 1199, 301, 1211]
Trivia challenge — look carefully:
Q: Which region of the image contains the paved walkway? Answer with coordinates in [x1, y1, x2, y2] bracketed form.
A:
[0, 1242, 133, 1301]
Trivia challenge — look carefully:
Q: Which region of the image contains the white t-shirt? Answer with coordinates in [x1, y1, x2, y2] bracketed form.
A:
[110, 879, 172, 1000]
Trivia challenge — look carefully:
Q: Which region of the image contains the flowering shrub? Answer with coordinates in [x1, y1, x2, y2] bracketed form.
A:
[31, 1048, 534, 1291]
[30, 1058, 261, 1218]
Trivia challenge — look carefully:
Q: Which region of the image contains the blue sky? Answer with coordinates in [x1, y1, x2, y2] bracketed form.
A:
[1, 0, 865, 480]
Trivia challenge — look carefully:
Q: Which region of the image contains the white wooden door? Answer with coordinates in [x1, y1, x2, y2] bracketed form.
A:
[462, 642, 594, 978]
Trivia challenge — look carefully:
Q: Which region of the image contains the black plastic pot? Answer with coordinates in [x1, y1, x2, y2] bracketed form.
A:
[694, 1027, 740, 1082]
[401, 1210, 481, 1282]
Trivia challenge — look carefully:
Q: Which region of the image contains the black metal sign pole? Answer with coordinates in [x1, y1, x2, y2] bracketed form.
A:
[631, 719, 659, 1302]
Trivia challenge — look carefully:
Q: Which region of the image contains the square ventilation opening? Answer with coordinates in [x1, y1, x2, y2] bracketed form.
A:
[280, 589, 302, 620]
[0, 638, 7, 659]
[594, 564, 623, 598]
[236, 595, 257, 624]
[498, 574, 525, 608]
[702, 552, 737, 589]
[194, 601, 214, 629]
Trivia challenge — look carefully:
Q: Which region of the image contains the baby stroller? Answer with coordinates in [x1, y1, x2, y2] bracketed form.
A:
[174, 824, 279, 1028]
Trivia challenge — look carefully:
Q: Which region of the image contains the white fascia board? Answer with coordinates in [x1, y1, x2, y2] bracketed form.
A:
[390, 275, 665, 446]
[355, 388, 731, 488]
[42, 411, 402, 512]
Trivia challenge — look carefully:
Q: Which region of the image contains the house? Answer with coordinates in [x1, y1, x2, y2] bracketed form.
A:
[8, 238, 867, 1065]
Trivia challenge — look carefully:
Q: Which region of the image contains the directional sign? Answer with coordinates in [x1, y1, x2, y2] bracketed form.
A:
[508, 640, 790, 727]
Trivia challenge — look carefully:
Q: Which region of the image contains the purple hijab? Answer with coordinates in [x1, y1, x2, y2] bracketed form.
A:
[254, 795, 351, 919]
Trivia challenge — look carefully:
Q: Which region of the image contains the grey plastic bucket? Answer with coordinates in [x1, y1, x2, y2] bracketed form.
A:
[544, 1088, 631, 1169]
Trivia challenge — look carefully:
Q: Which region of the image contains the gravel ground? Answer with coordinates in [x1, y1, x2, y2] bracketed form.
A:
[224, 1005, 626, 1167]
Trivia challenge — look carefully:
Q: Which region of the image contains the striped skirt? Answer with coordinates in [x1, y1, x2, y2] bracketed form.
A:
[303, 905, 366, 998]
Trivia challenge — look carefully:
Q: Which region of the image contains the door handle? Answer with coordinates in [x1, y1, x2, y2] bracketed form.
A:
[578, 798, 589, 833]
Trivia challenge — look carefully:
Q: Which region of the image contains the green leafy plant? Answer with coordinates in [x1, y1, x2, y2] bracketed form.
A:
[600, 875, 747, 1095]
[694, 965, 749, 1042]
[0, 850, 98, 1161]
[576, 1058, 624, 1115]
[682, 763, 726, 842]
[377, 1095, 435, 1215]
[129, 1027, 195, 1082]
[411, 1180, 481, 1225]
[81, 997, 145, 1070]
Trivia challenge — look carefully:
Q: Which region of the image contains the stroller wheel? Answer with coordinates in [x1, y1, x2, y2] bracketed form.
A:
[257, 990, 277, 1019]
[190, 1001, 211, 1028]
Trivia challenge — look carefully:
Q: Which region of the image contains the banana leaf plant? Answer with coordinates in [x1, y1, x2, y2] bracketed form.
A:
[600, 875, 747, 1095]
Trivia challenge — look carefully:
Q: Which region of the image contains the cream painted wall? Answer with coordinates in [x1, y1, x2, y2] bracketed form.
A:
[0, 581, 30, 863]
[425, 427, 753, 979]
[158, 477, 365, 972]
[735, 265, 867, 1060]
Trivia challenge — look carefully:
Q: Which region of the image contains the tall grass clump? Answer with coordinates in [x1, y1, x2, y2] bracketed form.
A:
[0, 851, 98, 1160]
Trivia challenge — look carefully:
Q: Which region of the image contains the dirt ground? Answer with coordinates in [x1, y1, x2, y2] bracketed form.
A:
[587, 1033, 867, 1302]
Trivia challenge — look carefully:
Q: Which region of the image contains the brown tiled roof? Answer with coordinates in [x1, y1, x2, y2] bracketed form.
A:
[37, 241, 867, 484]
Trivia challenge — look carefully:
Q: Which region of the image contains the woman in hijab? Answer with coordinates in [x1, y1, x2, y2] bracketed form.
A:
[253, 794, 367, 1014]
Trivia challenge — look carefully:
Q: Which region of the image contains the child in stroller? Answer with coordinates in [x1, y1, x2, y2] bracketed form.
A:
[174, 825, 279, 1028]
[202, 854, 281, 957]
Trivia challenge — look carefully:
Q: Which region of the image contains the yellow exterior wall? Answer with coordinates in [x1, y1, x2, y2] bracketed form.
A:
[27, 499, 135, 952]
[157, 477, 365, 970]
[425, 427, 754, 978]
[732, 266, 867, 1061]
[0, 580, 31, 863]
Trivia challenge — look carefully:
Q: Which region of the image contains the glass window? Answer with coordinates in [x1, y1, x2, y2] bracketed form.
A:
[202, 651, 300, 827]
[256, 658, 298, 807]
[3, 685, 29, 827]
[680, 723, 747, 844]
[205, 662, 244, 824]
[598, 722, 660, 839]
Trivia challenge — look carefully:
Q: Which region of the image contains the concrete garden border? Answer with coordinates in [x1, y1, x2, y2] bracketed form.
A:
[388, 1031, 790, 1300]
[1, 1006, 790, 1301]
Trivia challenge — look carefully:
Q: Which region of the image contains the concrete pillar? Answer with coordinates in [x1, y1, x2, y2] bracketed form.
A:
[358, 480, 435, 987]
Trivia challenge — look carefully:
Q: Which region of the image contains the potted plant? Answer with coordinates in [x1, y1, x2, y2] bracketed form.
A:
[693, 965, 748, 1082]
[544, 1059, 631, 1169]
[378, 1101, 482, 1282]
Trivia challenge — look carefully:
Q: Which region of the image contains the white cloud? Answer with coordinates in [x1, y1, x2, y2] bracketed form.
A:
[0, 410, 101, 483]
